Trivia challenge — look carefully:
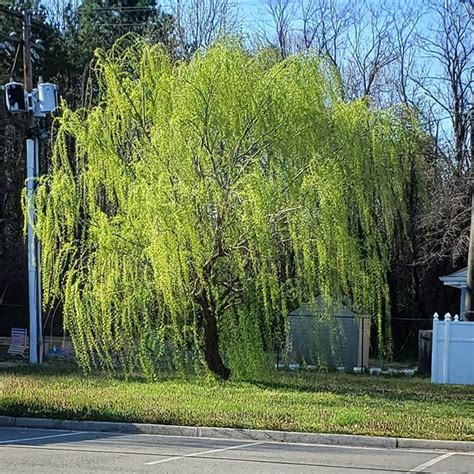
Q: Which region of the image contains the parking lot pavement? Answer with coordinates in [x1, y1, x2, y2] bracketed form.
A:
[0, 427, 472, 473]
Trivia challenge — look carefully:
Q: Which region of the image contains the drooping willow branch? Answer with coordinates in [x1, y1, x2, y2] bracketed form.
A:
[31, 38, 424, 378]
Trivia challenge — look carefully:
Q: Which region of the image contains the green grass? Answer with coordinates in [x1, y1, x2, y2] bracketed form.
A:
[0, 363, 473, 441]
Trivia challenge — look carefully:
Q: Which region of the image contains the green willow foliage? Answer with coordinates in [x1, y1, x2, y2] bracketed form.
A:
[32, 39, 422, 378]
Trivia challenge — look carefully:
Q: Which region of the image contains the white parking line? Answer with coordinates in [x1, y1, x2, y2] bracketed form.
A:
[145, 440, 266, 465]
[0, 431, 85, 445]
[409, 452, 455, 472]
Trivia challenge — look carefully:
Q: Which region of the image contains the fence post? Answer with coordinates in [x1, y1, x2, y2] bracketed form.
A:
[442, 313, 451, 384]
[460, 288, 466, 320]
[431, 313, 439, 383]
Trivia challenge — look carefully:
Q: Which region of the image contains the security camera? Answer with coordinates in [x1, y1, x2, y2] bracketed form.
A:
[5, 82, 26, 113]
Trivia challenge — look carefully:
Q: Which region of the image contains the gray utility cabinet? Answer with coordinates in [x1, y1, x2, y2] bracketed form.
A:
[287, 300, 370, 369]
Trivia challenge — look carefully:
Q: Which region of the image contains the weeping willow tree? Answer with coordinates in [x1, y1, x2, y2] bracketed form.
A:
[32, 39, 422, 379]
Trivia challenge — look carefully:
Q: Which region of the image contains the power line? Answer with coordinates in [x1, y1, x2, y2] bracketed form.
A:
[87, 6, 160, 11]
[87, 1, 268, 11]
[99, 22, 159, 26]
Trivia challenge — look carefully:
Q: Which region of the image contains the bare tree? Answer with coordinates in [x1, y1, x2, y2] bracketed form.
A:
[172, 0, 238, 58]
[264, 0, 295, 58]
[414, 0, 473, 174]
[297, 0, 352, 68]
[344, 1, 397, 101]
[410, 0, 472, 298]
[298, 0, 317, 51]
[388, 1, 424, 106]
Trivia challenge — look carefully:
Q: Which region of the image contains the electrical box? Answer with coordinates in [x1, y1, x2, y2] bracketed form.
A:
[37, 83, 58, 114]
[4, 82, 26, 113]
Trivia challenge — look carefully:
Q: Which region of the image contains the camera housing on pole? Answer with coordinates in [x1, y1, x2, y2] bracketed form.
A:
[4, 81, 59, 117]
[4, 81, 26, 112]
[34, 83, 59, 117]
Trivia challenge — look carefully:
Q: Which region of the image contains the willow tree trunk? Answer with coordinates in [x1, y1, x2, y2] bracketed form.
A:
[199, 298, 231, 380]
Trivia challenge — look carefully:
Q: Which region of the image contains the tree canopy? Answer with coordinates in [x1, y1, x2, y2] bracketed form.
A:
[33, 39, 422, 379]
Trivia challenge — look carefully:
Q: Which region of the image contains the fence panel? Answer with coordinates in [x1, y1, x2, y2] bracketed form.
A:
[431, 313, 474, 385]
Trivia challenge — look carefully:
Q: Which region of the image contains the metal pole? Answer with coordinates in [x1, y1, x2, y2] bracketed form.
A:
[23, 9, 40, 363]
[35, 136, 43, 363]
[467, 80, 474, 321]
[469, 108, 474, 321]
[466, 195, 474, 320]
[27, 138, 38, 364]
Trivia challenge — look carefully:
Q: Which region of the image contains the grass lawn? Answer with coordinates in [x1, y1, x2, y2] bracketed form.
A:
[0, 363, 472, 441]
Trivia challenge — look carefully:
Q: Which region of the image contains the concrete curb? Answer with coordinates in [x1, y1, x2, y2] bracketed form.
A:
[0, 415, 472, 452]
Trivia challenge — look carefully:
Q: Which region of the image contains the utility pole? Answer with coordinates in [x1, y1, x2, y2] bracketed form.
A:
[2, 6, 57, 363]
[462, 0, 474, 321]
[22, 8, 42, 364]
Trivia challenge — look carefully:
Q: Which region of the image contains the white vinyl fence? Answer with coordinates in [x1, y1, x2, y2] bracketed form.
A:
[431, 313, 474, 385]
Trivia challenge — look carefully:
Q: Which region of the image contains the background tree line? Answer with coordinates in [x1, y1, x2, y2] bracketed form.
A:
[0, 0, 472, 361]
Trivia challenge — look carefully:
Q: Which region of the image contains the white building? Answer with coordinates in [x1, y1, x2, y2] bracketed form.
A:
[439, 268, 468, 320]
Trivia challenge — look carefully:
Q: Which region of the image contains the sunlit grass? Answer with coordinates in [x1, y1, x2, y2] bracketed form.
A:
[0, 364, 472, 441]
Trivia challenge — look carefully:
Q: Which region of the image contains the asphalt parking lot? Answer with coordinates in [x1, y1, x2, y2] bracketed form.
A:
[0, 427, 472, 473]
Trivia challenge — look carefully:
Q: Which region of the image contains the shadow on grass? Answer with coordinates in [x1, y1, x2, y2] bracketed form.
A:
[1, 362, 472, 406]
[243, 370, 474, 403]
[0, 360, 198, 385]
[0, 360, 79, 376]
